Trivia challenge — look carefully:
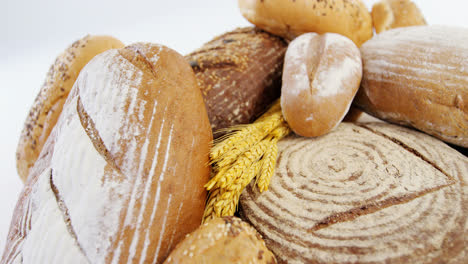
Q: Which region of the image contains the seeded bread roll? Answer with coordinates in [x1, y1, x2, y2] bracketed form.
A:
[164, 217, 276, 264]
[356, 25, 468, 147]
[372, 0, 426, 34]
[16, 35, 124, 182]
[238, 0, 373, 46]
[2, 43, 212, 264]
[240, 122, 468, 264]
[281, 33, 362, 137]
[185, 27, 287, 136]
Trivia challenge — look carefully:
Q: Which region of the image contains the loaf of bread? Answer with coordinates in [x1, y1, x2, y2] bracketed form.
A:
[164, 217, 276, 264]
[16, 35, 124, 182]
[185, 27, 287, 136]
[355, 25, 468, 147]
[281, 32, 362, 137]
[238, 0, 373, 46]
[240, 122, 468, 263]
[2, 43, 212, 263]
[372, 0, 426, 34]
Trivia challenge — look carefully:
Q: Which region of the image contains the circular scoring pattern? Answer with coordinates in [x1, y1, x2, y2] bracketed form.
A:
[240, 122, 468, 264]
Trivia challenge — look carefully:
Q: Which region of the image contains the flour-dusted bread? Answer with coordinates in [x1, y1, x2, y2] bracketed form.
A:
[281, 33, 362, 137]
[185, 27, 287, 136]
[238, 0, 373, 46]
[240, 122, 468, 263]
[16, 35, 124, 182]
[164, 217, 276, 264]
[356, 25, 468, 147]
[2, 43, 212, 264]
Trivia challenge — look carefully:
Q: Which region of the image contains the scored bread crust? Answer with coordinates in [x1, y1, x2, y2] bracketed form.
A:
[356, 25, 468, 147]
[238, 0, 373, 46]
[240, 122, 468, 263]
[16, 35, 124, 182]
[2, 43, 212, 264]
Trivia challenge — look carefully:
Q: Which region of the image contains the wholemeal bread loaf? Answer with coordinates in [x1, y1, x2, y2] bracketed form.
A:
[164, 217, 276, 263]
[185, 27, 287, 136]
[355, 25, 468, 147]
[281, 33, 362, 137]
[16, 35, 124, 182]
[238, 0, 373, 46]
[240, 122, 468, 263]
[372, 0, 426, 34]
[2, 43, 212, 264]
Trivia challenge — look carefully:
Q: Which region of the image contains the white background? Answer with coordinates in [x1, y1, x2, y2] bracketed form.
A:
[0, 0, 467, 255]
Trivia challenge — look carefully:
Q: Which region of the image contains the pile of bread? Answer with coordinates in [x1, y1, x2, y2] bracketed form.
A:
[3, 0, 467, 263]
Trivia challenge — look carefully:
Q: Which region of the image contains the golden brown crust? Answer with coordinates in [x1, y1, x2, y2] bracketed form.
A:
[372, 0, 427, 34]
[164, 217, 276, 264]
[185, 27, 287, 137]
[3, 43, 213, 263]
[281, 33, 362, 137]
[16, 35, 124, 182]
[356, 25, 468, 147]
[238, 0, 373, 46]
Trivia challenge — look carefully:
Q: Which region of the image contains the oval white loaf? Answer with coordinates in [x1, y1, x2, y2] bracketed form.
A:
[1, 43, 212, 263]
[355, 25, 468, 147]
[240, 122, 468, 263]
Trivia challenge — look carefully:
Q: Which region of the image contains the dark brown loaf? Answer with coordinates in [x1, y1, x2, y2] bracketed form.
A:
[2, 43, 212, 263]
[185, 27, 287, 136]
[240, 122, 468, 263]
[16, 35, 124, 182]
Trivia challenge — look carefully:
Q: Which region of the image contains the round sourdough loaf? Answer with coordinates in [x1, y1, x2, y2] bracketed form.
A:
[185, 27, 287, 137]
[164, 217, 276, 264]
[2, 43, 212, 264]
[240, 122, 468, 263]
[281, 32, 362, 137]
[16, 35, 124, 182]
[238, 0, 372, 46]
[355, 25, 468, 147]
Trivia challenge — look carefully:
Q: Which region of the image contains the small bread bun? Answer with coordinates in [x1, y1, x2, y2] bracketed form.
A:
[164, 217, 276, 264]
[238, 0, 373, 46]
[281, 33, 362, 137]
[372, 0, 427, 34]
[16, 35, 124, 182]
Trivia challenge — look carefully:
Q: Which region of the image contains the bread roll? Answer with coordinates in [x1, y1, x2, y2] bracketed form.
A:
[16, 35, 124, 182]
[2, 43, 212, 264]
[164, 217, 276, 264]
[372, 0, 426, 34]
[240, 122, 468, 263]
[238, 0, 373, 46]
[355, 25, 468, 147]
[185, 27, 287, 136]
[281, 33, 362, 137]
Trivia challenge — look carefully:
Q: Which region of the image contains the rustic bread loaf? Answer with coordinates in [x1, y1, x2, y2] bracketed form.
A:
[372, 0, 426, 34]
[185, 27, 287, 136]
[281, 32, 362, 137]
[164, 216, 276, 264]
[2, 43, 212, 264]
[240, 122, 468, 263]
[16, 35, 124, 182]
[355, 25, 468, 147]
[238, 0, 373, 46]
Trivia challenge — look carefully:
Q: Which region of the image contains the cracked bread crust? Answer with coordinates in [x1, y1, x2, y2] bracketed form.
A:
[16, 35, 124, 182]
[3, 43, 212, 264]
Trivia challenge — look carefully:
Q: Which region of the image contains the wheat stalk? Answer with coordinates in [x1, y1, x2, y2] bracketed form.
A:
[202, 99, 292, 223]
